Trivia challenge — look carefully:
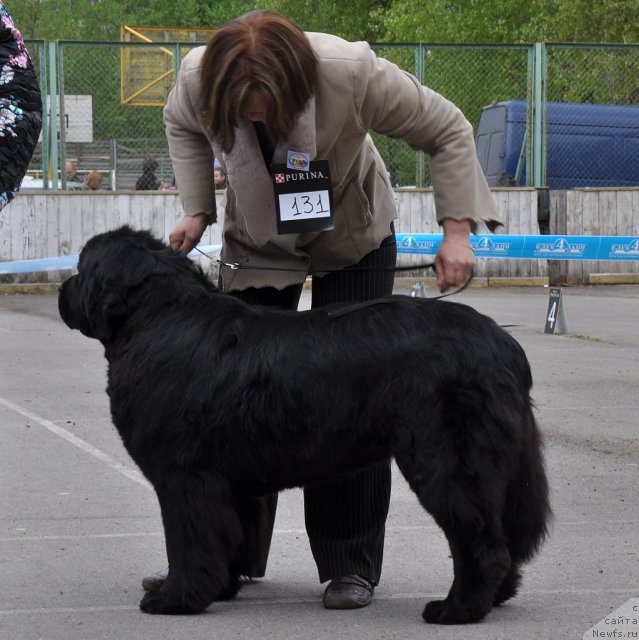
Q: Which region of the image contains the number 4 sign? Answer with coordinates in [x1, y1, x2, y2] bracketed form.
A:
[544, 287, 570, 334]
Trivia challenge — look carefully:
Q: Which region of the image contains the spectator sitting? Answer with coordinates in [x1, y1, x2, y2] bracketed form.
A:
[65, 160, 82, 184]
[135, 159, 169, 190]
[84, 170, 104, 190]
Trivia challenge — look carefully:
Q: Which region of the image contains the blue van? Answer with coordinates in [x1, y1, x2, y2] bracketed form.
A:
[475, 100, 639, 189]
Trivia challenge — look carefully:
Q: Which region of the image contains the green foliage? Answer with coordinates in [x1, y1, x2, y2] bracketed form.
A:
[375, 0, 639, 44]
[10, 0, 638, 44]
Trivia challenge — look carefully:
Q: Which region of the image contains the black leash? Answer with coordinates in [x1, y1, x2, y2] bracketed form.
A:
[193, 244, 438, 274]
[191, 247, 523, 325]
[216, 256, 440, 275]
[324, 271, 474, 318]
[192, 246, 473, 301]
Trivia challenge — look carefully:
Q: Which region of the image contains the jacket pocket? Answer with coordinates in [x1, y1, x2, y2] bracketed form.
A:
[337, 179, 373, 232]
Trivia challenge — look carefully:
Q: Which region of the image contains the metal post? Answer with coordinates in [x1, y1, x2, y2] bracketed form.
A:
[416, 44, 425, 188]
[111, 138, 117, 190]
[47, 41, 59, 191]
[57, 42, 66, 190]
[531, 42, 547, 188]
[37, 41, 49, 190]
[172, 42, 181, 83]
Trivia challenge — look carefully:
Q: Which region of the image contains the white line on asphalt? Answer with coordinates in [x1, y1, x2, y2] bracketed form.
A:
[1, 519, 636, 544]
[0, 532, 164, 542]
[538, 405, 639, 410]
[0, 396, 151, 490]
[1, 587, 638, 616]
[0, 526, 440, 543]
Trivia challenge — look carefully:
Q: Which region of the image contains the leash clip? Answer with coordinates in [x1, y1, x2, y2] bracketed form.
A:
[216, 259, 243, 271]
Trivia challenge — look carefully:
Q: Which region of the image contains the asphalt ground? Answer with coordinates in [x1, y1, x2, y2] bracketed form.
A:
[1, 284, 638, 640]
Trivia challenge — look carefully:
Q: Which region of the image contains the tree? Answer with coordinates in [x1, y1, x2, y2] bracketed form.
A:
[10, 0, 639, 43]
[376, 0, 639, 44]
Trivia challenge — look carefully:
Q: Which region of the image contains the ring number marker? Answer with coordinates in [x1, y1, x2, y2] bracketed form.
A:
[544, 287, 569, 334]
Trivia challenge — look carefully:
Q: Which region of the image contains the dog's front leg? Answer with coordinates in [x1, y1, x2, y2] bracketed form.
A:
[140, 470, 243, 615]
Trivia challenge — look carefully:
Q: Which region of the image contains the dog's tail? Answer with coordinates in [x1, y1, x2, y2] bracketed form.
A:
[503, 407, 552, 564]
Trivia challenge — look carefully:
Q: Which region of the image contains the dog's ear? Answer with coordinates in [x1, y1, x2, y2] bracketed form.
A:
[122, 259, 156, 289]
[81, 283, 127, 342]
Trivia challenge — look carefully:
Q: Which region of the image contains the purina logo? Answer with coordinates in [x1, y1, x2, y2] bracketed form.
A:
[472, 236, 512, 254]
[610, 238, 639, 256]
[399, 235, 438, 251]
[535, 237, 587, 256]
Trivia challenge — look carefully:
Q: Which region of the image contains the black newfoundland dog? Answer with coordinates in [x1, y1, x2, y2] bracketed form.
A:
[58, 225, 550, 624]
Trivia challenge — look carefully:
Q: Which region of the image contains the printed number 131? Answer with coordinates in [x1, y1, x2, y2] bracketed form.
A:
[292, 193, 330, 217]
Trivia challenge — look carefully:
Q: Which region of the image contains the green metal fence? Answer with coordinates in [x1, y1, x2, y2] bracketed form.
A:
[370, 43, 532, 187]
[22, 40, 639, 191]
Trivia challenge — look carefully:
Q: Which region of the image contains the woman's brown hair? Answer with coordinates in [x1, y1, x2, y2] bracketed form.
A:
[200, 10, 318, 152]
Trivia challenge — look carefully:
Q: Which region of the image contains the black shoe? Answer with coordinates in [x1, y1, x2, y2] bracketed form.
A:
[141, 568, 167, 591]
[322, 575, 375, 609]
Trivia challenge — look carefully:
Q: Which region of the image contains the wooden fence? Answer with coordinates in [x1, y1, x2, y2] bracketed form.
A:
[2, 187, 638, 283]
[549, 188, 639, 283]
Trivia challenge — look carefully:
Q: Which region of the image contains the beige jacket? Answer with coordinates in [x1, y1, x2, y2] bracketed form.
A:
[164, 32, 501, 291]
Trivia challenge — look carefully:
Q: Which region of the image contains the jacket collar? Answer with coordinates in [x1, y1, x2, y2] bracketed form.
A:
[222, 97, 316, 247]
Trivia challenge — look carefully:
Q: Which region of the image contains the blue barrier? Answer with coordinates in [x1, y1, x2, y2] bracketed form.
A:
[0, 254, 80, 274]
[1, 235, 639, 274]
[0, 244, 222, 274]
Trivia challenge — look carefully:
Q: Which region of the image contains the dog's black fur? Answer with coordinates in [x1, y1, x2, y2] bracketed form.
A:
[58, 226, 550, 624]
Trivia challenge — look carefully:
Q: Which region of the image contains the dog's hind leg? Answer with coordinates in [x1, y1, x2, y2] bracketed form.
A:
[422, 520, 511, 624]
[139, 471, 243, 615]
[395, 439, 511, 624]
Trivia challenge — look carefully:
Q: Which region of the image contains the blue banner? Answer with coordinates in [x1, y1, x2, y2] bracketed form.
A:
[2, 236, 639, 274]
[397, 234, 639, 261]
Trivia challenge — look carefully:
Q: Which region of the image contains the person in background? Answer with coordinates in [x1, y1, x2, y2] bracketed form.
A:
[213, 159, 227, 189]
[65, 160, 82, 184]
[0, 1, 42, 212]
[135, 158, 170, 191]
[83, 170, 103, 190]
[151, 10, 501, 610]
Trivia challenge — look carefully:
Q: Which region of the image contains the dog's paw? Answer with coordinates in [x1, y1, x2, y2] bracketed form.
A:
[493, 568, 522, 606]
[214, 576, 243, 601]
[422, 598, 490, 625]
[139, 589, 201, 615]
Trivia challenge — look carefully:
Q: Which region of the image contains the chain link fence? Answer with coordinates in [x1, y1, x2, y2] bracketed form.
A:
[544, 44, 639, 188]
[44, 41, 199, 190]
[371, 43, 531, 187]
[21, 40, 639, 191]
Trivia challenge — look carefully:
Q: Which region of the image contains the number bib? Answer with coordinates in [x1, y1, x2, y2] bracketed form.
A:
[271, 160, 335, 235]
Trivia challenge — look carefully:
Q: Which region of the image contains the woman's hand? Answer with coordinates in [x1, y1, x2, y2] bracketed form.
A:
[169, 213, 209, 254]
[435, 218, 476, 292]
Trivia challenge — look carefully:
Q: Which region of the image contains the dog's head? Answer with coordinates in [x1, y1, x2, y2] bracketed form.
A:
[58, 225, 213, 342]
